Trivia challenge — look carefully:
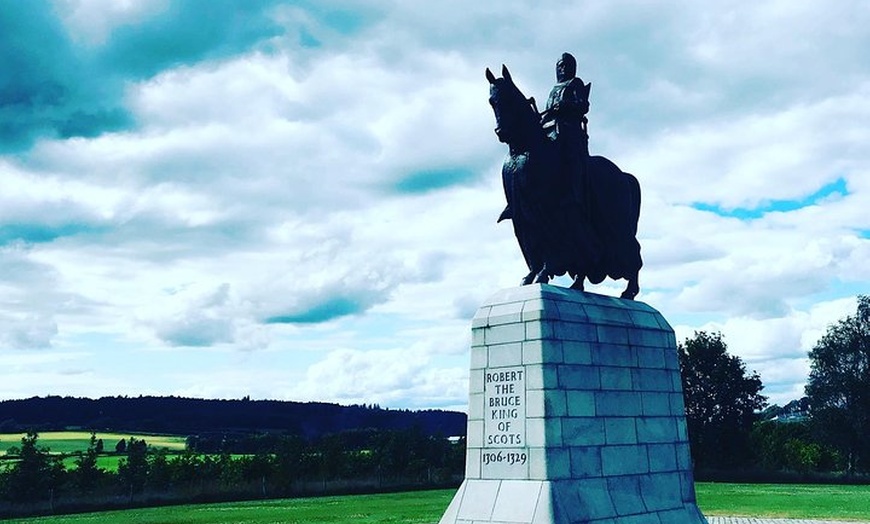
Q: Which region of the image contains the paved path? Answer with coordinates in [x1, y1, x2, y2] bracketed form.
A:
[709, 518, 866, 524]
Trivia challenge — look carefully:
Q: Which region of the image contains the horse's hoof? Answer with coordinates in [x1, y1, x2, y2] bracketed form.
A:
[620, 289, 638, 300]
[570, 279, 585, 291]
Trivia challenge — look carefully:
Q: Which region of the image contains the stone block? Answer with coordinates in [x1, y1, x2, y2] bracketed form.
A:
[606, 475, 646, 516]
[648, 443, 678, 472]
[472, 306, 492, 328]
[570, 478, 617, 521]
[525, 364, 559, 390]
[569, 446, 602, 478]
[543, 389, 568, 417]
[468, 419, 485, 448]
[558, 364, 600, 390]
[670, 392, 687, 415]
[640, 473, 682, 512]
[679, 471, 696, 503]
[485, 323, 527, 345]
[599, 366, 632, 390]
[553, 321, 598, 342]
[489, 342, 523, 368]
[531, 482, 555, 524]
[561, 341, 593, 364]
[591, 343, 636, 367]
[537, 447, 570, 480]
[456, 479, 500, 521]
[664, 348, 680, 370]
[522, 297, 561, 322]
[466, 448, 481, 479]
[636, 417, 677, 444]
[471, 346, 488, 370]
[562, 417, 605, 446]
[602, 445, 649, 476]
[525, 320, 554, 341]
[566, 390, 596, 416]
[526, 417, 561, 448]
[596, 325, 630, 345]
[523, 339, 563, 365]
[488, 301, 526, 325]
[595, 391, 641, 417]
[636, 346, 666, 369]
[633, 368, 672, 392]
[627, 309, 664, 329]
[472, 327, 486, 347]
[629, 329, 670, 347]
[469, 369, 485, 394]
[676, 442, 692, 470]
[468, 393, 485, 421]
[438, 482, 466, 524]
[604, 417, 637, 445]
[554, 300, 589, 323]
[526, 389, 546, 418]
[641, 392, 672, 416]
[491, 480, 542, 523]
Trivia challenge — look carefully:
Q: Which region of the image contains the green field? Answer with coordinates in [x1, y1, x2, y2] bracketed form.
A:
[4, 483, 870, 523]
[0, 431, 188, 456]
[697, 482, 870, 520]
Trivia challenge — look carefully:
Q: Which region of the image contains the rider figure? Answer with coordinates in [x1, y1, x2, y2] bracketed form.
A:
[541, 53, 590, 209]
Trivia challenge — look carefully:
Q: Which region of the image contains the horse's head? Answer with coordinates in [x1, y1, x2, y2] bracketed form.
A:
[486, 65, 539, 147]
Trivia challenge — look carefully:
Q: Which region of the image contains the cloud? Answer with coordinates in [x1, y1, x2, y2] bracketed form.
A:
[0, 1, 868, 409]
[291, 346, 467, 409]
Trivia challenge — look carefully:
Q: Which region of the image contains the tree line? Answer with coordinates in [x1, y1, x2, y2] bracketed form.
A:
[0, 396, 465, 439]
[679, 295, 870, 479]
[0, 428, 465, 519]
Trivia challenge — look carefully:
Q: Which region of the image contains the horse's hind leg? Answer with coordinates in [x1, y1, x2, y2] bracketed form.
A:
[620, 273, 639, 300]
[570, 274, 585, 291]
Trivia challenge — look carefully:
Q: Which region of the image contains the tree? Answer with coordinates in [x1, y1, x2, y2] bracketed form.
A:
[5, 431, 65, 503]
[73, 432, 105, 494]
[806, 295, 870, 474]
[118, 437, 149, 496]
[678, 331, 767, 469]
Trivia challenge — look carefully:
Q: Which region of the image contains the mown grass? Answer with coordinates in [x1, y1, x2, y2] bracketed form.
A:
[696, 482, 870, 520]
[4, 483, 870, 523]
[2, 489, 456, 524]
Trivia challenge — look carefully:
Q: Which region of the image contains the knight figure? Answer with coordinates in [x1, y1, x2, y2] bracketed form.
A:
[541, 52, 591, 209]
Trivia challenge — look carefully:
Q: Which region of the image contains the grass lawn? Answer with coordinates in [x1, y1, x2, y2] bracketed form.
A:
[696, 482, 870, 521]
[4, 483, 870, 523]
[0, 432, 187, 456]
[2, 489, 457, 524]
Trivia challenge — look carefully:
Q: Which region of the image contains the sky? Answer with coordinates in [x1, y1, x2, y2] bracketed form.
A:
[1, 0, 868, 411]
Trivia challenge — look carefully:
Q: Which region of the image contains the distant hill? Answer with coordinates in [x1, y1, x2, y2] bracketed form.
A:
[0, 396, 467, 439]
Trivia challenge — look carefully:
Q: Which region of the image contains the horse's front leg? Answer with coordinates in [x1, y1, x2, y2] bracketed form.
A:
[533, 263, 551, 284]
[570, 274, 585, 291]
[620, 273, 640, 300]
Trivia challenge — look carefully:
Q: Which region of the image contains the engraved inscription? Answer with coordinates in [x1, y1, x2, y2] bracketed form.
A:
[484, 366, 526, 447]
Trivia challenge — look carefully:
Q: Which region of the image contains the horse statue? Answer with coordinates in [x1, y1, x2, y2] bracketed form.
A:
[486, 65, 642, 299]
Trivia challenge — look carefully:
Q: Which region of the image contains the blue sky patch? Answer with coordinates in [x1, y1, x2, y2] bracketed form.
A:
[394, 167, 476, 194]
[692, 178, 848, 219]
[266, 297, 363, 324]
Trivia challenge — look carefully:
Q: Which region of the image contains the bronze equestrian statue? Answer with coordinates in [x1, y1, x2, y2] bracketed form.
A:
[486, 54, 642, 299]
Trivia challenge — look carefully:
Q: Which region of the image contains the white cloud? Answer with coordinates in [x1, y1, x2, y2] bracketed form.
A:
[0, 1, 867, 409]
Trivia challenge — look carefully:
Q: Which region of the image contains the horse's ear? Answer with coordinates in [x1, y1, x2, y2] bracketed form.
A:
[485, 67, 496, 84]
[502, 64, 513, 83]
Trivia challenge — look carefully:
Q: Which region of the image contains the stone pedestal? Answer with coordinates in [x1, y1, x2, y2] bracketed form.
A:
[439, 285, 708, 524]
